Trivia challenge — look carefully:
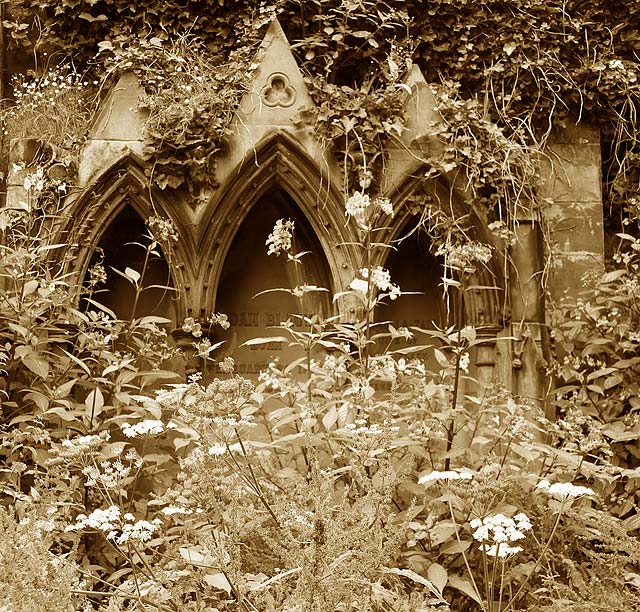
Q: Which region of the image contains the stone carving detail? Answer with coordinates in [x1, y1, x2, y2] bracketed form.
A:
[261, 72, 296, 108]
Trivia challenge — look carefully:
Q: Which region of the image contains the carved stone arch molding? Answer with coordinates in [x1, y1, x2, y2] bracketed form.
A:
[54, 153, 194, 321]
[377, 164, 506, 329]
[198, 130, 358, 316]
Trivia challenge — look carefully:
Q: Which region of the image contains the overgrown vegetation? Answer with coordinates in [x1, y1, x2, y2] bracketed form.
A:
[1, 0, 640, 610]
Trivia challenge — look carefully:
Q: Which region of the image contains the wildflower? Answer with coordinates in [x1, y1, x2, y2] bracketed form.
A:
[345, 191, 370, 221]
[266, 219, 295, 256]
[208, 443, 228, 456]
[482, 543, 523, 558]
[375, 196, 394, 217]
[471, 513, 532, 557]
[208, 312, 230, 330]
[57, 431, 110, 459]
[418, 470, 473, 484]
[459, 326, 476, 343]
[147, 215, 178, 243]
[459, 352, 470, 373]
[536, 479, 595, 501]
[218, 356, 235, 374]
[82, 460, 132, 489]
[258, 366, 283, 391]
[161, 506, 193, 516]
[370, 266, 392, 291]
[436, 241, 493, 274]
[88, 263, 107, 286]
[194, 338, 214, 358]
[115, 518, 161, 545]
[65, 506, 121, 533]
[121, 419, 165, 438]
[182, 316, 202, 337]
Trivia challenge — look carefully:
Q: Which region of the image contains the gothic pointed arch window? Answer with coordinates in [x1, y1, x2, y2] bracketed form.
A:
[84, 204, 177, 322]
[377, 227, 445, 333]
[214, 187, 332, 376]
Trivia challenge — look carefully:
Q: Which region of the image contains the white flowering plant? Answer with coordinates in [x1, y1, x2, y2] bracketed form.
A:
[552, 219, 640, 521]
[1, 170, 639, 612]
[1, 63, 100, 155]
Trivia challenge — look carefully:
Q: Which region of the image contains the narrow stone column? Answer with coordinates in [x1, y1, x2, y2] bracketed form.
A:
[510, 201, 552, 417]
[539, 124, 604, 301]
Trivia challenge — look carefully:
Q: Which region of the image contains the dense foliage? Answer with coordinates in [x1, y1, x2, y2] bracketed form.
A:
[4, 0, 640, 213]
[1, 1, 640, 611]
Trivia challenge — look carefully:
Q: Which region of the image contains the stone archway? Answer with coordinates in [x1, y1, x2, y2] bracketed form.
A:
[53, 153, 192, 323]
[213, 187, 333, 375]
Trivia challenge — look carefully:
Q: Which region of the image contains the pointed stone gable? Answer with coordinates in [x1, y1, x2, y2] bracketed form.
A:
[215, 18, 324, 191]
[79, 72, 148, 187]
[238, 18, 315, 130]
[384, 65, 444, 192]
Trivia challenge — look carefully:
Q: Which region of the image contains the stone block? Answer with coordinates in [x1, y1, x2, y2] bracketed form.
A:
[543, 200, 604, 256]
[78, 140, 144, 187]
[538, 143, 602, 203]
[547, 252, 603, 301]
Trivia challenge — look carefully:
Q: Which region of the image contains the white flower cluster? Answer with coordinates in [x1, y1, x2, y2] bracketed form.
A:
[182, 316, 203, 337]
[208, 312, 231, 330]
[266, 218, 295, 256]
[147, 215, 179, 244]
[23, 166, 45, 192]
[345, 191, 370, 219]
[436, 241, 493, 274]
[65, 506, 162, 546]
[208, 442, 242, 456]
[471, 513, 532, 558]
[349, 266, 401, 300]
[536, 479, 594, 501]
[66, 506, 121, 534]
[82, 460, 131, 489]
[121, 419, 165, 438]
[345, 192, 393, 229]
[418, 470, 473, 484]
[161, 506, 193, 516]
[58, 431, 110, 459]
[116, 516, 162, 545]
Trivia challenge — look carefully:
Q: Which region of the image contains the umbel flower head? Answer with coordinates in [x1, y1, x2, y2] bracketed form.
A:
[418, 470, 473, 484]
[470, 513, 533, 558]
[536, 479, 595, 501]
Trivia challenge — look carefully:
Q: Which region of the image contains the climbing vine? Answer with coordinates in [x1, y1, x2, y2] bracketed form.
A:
[5, 0, 640, 221]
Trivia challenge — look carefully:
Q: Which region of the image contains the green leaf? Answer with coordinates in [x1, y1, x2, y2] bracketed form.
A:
[240, 336, 290, 347]
[383, 567, 444, 601]
[427, 563, 448, 594]
[22, 353, 49, 379]
[204, 573, 232, 594]
[125, 267, 141, 283]
[85, 387, 105, 419]
[447, 573, 482, 604]
[440, 539, 472, 554]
